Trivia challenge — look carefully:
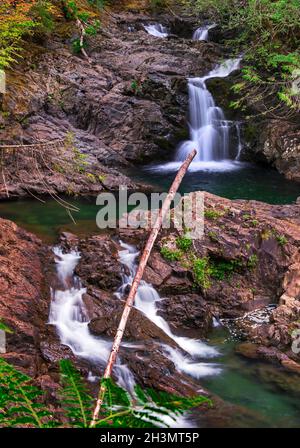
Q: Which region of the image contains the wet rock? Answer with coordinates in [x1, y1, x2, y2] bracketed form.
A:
[244, 119, 300, 183]
[157, 294, 213, 338]
[120, 343, 201, 396]
[255, 363, 300, 398]
[0, 217, 61, 390]
[89, 304, 176, 346]
[123, 191, 300, 368]
[76, 235, 122, 290]
[0, 10, 220, 198]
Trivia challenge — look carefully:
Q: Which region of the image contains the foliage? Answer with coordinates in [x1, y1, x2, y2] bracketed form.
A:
[59, 359, 93, 428]
[160, 246, 182, 261]
[130, 79, 143, 95]
[247, 254, 258, 269]
[0, 357, 209, 428]
[88, 0, 106, 10]
[204, 208, 223, 220]
[210, 258, 242, 280]
[149, 0, 167, 11]
[30, 1, 55, 33]
[192, 257, 212, 289]
[195, 0, 300, 114]
[0, 1, 36, 69]
[176, 235, 193, 252]
[72, 37, 86, 54]
[94, 378, 210, 428]
[0, 357, 53, 427]
[276, 234, 288, 246]
[0, 320, 13, 334]
[0, 0, 102, 69]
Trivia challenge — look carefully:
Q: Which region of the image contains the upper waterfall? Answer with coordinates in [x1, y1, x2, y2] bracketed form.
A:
[176, 58, 241, 164]
[143, 23, 168, 37]
[193, 24, 216, 41]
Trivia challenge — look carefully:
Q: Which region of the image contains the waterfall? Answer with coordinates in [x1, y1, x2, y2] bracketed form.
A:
[235, 123, 243, 160]
[49, 243, 220, 427]
[50, 244, 220, 383]
[116, 241, 221, 379]
[176, 58, 241, 165]
[49, 246, 135, 392]
[143, 23, 168, 38]
[193, 24, 216, 41]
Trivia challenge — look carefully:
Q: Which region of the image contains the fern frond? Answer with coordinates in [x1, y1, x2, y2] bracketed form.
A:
[0, 358, 53, 427]
[94, 380, 210, 428]
[59, 359, 93, 428]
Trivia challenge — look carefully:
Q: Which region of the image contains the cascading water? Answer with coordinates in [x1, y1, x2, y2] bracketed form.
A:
[143, 23, 168, 38]
[176, 58, 241, 165]
[193, 24, 216, 41]
[235, 123, 243, 161]
[116, 241, 221, 379]
[49, 244, 220, 427]
[49, 246, 135, 392]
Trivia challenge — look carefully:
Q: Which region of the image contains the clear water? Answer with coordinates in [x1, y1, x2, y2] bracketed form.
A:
[199, 327, 300, 428]
[0, 197, 102, 242]
[1, 195, 300, 426]
[129, 161, 300, 205]
[0, 196, 138, 242]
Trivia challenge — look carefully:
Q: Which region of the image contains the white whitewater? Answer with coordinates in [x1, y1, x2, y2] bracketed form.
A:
[116, 242, 221, 379]
[144, 23, 168, 38]
[49, 247, 135, 392]
[176, 58, 241, 165]
[49, 245, 217, 427]
[193, 24, 216, 41]
[235, 122, 243, 160]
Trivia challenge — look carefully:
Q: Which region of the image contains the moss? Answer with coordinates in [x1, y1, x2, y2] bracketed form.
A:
[173, 128, 190, 141]
[160, 246, 182, 262]
[192, 257, 211, 290]
[208, 231, 219, 242]
[244, 122, 258, 143]
[204, 208, 223, 220]
[247, 254, 258, 269]
[176, 235, 193, 252]
[154, 137, 173, 151]
[210, 258, 243, 280]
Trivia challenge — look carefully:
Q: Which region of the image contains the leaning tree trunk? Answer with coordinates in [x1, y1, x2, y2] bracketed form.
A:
[90, 149, 196, 427]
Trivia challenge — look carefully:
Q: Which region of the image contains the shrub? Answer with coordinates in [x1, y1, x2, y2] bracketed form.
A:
[195, 0, 300, 112]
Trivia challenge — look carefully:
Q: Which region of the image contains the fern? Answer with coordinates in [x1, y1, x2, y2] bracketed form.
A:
[0, 358, 53, 427]
[59, 359, 93, 428]
[0, 358, 210, 428]
[94, 379, 210, 428]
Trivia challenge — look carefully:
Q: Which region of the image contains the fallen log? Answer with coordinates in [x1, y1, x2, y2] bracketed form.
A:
[90, 148, 197, 427]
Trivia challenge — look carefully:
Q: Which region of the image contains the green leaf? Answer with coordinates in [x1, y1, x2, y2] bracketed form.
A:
[59, 359, 93, 428]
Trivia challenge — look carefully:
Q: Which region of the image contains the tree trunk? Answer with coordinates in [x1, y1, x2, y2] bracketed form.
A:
[90, 149, 196, 427]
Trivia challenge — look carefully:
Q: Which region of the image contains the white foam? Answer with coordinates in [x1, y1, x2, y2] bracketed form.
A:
[50, 246, 135, 392]
[147, 160, 244, 173]
[117, 241, 221, 379]
[144, 23, 168, 38]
